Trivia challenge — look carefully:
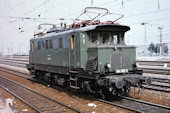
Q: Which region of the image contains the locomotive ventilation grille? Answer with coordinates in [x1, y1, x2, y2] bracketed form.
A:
[85, 56, 97, 72]
[111, 50, 131, 68]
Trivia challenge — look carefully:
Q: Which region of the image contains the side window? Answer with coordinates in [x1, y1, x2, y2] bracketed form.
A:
[59, 38, 63, 48]
[53, 39, 58, 49]
[45, 40, 48, 49]
[49, 40, 53, 49]
[71, 35, 75, 50]
[41, 41, 44, 49]
[38, 41, 41, 50]
[63, 37, 69, 48]
[31, 41, 34, 51]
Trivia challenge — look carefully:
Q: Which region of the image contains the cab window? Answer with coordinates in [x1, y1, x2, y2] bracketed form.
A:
[120, 33, 125, 44]
[112, 34, 118, 44]
[103, 33, 109, 44]
[87, 31, 125, 45]
[41, 41, 44, 49]
[111, 33, 125, 45]
[49, 40, 53, 49]
[91, 33, 97, 43]
[45, 40, 48, 49]
[59, 38, 63, 48]
[38, 41, 41, 50]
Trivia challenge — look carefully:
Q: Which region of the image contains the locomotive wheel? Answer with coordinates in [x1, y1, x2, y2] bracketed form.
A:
[44, 73, 52, 84]
[99, 89, 105, 99]
[123, 85, 131, 95]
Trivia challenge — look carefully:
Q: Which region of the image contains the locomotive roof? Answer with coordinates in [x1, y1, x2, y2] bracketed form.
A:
[31, 24, 130, 40]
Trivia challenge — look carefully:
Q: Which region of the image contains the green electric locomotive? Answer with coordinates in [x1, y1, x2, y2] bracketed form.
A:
[26, 7, 151, 97]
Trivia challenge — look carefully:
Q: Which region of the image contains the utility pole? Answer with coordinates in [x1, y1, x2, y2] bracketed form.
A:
[91, 0, 93, 5]
[158, 26, 163, 55]
[141, 23, 148, 45]
[1, 35, 4, 55]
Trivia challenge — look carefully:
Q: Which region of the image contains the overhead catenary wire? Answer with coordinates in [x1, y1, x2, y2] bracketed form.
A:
[0, 0, 169, 38]
[22, 0, 49, 16]
[123, 8, 170, 19]
[0, 0, 82, 31]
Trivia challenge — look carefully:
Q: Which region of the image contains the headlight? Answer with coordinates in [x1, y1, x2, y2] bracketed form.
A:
[107, 63, 111, 68]
[104, 63, 111, 69]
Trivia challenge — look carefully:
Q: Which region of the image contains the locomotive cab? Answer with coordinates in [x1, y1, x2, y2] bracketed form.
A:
[78, 24, 151, 95]
[81, 24, 136, 74]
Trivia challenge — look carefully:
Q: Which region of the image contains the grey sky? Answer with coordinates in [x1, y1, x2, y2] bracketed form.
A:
[0, 0, 170, 54]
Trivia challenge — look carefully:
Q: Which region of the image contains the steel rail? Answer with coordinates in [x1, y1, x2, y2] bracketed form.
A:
[142, 85, 170, 93]
[1, 67, 170, 113]
[119, 95, 170, 110]
[140, 67, 170, 71]
[137, 60, 170, 74]
[0, 75, 83, 113]
[98, 95, 170, 113]
[0, 64, 25, 69]
[0, 68, 147, 113]
[142, 69, 170, 75]
[152, 78, 170, 83]
[0, 84, 41, 113]
[143, 76, 170, 82]
[151, 77, 170, 80]
[137, 60, 170, 63]
[0, 59, 28, 63]
[0, 58, 28, 62]
[0, 67, 30, 78]
[143, 85, 170, 93]
[1, 66, 170, 93]
[97, 98, 144, 113]
[0, 61, 28, 65]
[142, 77, 170, 93]
[1, 64, 170, 112]
[150, 83, 170, 88]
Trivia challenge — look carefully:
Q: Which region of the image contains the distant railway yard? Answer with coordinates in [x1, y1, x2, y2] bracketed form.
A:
[0, 56, 170, 113]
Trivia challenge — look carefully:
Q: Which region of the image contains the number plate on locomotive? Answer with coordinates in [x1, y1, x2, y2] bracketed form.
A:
[115, 69, 128, 73]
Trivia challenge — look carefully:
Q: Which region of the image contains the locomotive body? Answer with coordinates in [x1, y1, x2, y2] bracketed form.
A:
[27, 7, 151, 97]
[27, 24, 151, 96]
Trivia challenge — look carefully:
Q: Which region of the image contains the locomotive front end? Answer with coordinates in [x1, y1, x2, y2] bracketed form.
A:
[84, 24, 151, 95]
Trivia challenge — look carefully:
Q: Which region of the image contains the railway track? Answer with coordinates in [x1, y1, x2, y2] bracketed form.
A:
[136, 60, 170, 67]
[140, 68, 170, 75]
[143, 83, 170, 92]
[0, 57, 170, 112]
[137, 60, 170, 75]
[152, 77, 170, 83]
[0, 67, 170, 113]
[0, 58, 29, 62]
[1, 57, 170, 74]
[0, 75, 83, 113]
[1, 58, 170, 93]
[142, 76, 170, 92]
[98, 95, 170, 113]
[0, 59, 27, 68]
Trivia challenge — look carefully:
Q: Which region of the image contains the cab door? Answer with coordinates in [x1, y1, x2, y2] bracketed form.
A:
[69, 34, 76, 70]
